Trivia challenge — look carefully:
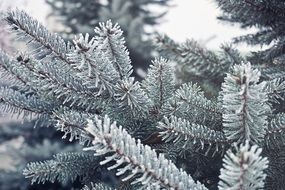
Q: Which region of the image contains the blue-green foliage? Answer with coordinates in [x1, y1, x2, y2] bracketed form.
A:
[155, 34, 244, 86]
[265, 113, 285, 148]
[23, 152, 101, 184]
[142, 57, 175, 110]
[0, 4, 285, 190]
[158, 116, 228, 155]
[46, 0, 171, 79]
[215, 0, 285, 64]
[222, 63, 270, 144]
[219, 141, 268, 190]
[84, 115, 207, 190]
[0, 134, 78, 190]
[162, 83, 222, 128]
[82, 182, 115, 190]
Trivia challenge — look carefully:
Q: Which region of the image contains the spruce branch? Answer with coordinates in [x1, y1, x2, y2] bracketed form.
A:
[114, 77, 151, 115]
[52, 108, 93, 144]
[260, 65, 285, 80]
[2, 6, 282, 190]
[82, 183, 115, 190]
[4, 10, 110, 111]
[233, 29, 275, 46]
[4, 11, 149, 117]
[35, 61, 104, 112]
[216, 0, 285, 63]
[5, 9, 125, 102]
[218, 141, 268, 190]
[263, 78, 285, 104]
[263, 147, 285, 190]
[0, 50, 102, 113]
[155, 33, 181, 60]
[254, 39, 285, 63]
[155, 34, 244, 80]
[162, 83, 222, 128]
[6, 9, 70, 61]
[216, 0, 284, 27]
[142, 57, 175, 109]
[265, 113, 285, 148]
[0, 50, 96, 111]
[67, 33, 119, 96]
[219, 43, 245, 67]
[84, 115, 208, 190]
[0, 51, 32, 86]
[158, 116, 229, 155]
[0, 86, 55, 117]
[222, 63, 271, 144]
[95, 20, 133, 79]
[176, 40, 228, 78]
[23, 152, 101, 184]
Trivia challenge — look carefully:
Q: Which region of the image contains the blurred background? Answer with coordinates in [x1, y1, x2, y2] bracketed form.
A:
[0, 0, 261, 189]
[2, 0, 258, 50]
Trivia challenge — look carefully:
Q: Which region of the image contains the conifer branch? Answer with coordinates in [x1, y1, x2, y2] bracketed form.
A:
[67, 33, 119, 96]
[176, 40, 226, 78]
[23, 152, 101, 184]
[216, 0, 284, 27]
[155, 34, 244, 79]
[95, 20, 133, 79]
[0, 86, 55, 117]
[265, 113, 285, 148]
[35, 61, 104, 112]
[158, 116, 229, 155]
[4, 10, 109, 111]
[218, 141, 268, 190]
[84, 115, 208, 190]
[216, 0, 285, 63]
[142, 57, 175, 109]
[114, 77, 151, 115]
[219, 44, 245, 67]
[155, 33, 181, 59]
[0, 50, 102, 113]
[162, 83, 222, 127]
[260, 65, 285, 80]
[52, 108, 93, 144]
[6, 9, 70, 61]
[2, 5, 283, 190]
[222, 63, 271, 144]
[82, 183, 115, 190]
[263, 78, 285, 104]
[5, 9, 127, 103]
[0, 51, 31, 86]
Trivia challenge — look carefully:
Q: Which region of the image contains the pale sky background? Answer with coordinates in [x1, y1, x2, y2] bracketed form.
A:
[2, 0, 259, 51]
[157, 0, 258, 51]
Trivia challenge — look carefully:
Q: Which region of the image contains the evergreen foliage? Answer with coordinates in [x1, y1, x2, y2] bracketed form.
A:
[0, 130, 79, 190]
[84, 115, 207, 190]
[263, 147, 285, 190]
[265, 113, 285, 148]
[218, 141, 268, 190]
[82, 183, 114, 190]
[221, 63, 270, 144]
[155, 34, 244, 96]
[142, 57, 175, 109]
[23, 152, 101, 184]
[158, 116, 228, 155]
[215, 0, 285, 64]
[45, 0, 171, 78]
[1, 2, 285, 189]
[0, 4, 73, 189]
